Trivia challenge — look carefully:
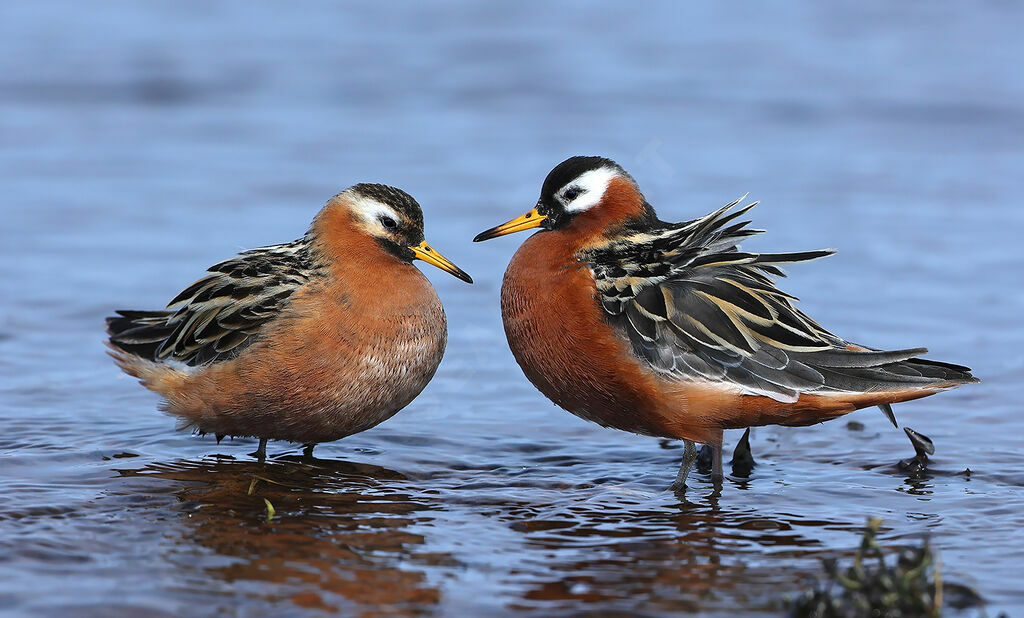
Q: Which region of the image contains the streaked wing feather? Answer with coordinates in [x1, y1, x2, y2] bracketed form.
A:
[585, 198, 976, 403]
[108, 237, 326, 366]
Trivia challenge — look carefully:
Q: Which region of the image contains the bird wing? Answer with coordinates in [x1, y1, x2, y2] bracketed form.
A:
[107, 237, 326, 366]
[584, 198, 953, 403]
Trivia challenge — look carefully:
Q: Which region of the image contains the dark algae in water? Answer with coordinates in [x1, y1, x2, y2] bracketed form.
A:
[790, 518, 986, 617]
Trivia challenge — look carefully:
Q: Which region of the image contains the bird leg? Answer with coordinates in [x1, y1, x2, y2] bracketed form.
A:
[251, 438, 268, 462]
[302, 443, 316, 459]
[710, 429, 724, 486]
[711, 443, 723, 483]
[671, 439, 698, 492]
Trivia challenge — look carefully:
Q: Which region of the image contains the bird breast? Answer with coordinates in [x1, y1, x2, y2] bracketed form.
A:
[499, 232, 677, 437]
[231, 265, 447, 443]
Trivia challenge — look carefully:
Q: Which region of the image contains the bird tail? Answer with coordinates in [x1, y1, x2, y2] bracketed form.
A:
[897, 356, 978, 386]
[105, 342, 210, 433]
[773, 350, 978, 427]
[105, 341, 189, 397]
[709, 345, 977, 430]
[806, 348, 979, 394]
[105, 310, 175, 361]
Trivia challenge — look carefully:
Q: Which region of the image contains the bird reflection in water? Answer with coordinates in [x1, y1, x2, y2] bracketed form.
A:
[115, 456, 452, 614]
[498, 485, 877, 614]
[106, 437, 947, 615]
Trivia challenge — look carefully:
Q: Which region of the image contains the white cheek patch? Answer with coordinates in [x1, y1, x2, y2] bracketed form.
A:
[346, 194, 403, 234]
[561, 167, 619, 213]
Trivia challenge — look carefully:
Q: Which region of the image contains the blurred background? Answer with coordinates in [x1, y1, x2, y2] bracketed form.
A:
[1, 2, 1022, 616]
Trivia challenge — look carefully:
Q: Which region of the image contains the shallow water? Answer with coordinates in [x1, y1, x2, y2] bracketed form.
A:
[2, 2, 1023, 616]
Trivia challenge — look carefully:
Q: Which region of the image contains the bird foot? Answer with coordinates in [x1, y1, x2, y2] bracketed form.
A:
[728, 428, 755, 477]
[250, 438, 268, 462]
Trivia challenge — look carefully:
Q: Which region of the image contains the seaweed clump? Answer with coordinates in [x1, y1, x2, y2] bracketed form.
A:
[791, 517, 983, 617]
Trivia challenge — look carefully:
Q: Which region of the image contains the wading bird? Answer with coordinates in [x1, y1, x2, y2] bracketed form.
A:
[108, 184, 472, 460]
[475, 156, 975, 489]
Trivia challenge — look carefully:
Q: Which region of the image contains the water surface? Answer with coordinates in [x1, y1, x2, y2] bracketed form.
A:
[2, 2, 1022, 615]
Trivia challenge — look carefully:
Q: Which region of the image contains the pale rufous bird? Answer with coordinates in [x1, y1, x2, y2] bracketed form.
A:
[108, 184, 472, 460]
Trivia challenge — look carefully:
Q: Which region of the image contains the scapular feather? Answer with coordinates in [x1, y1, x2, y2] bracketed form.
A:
[583, 197, 976, 404]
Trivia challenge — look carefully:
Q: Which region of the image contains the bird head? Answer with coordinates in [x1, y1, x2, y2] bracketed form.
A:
[324, 183, 473, 283]
[474, 156, 655, 243]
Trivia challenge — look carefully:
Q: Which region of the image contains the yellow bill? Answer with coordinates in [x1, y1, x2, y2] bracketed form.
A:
[473, 208, 547, 242]
[409, 240, 473, 283]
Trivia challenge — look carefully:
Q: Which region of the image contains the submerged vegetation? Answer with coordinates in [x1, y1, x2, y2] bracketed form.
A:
[790, 518, 985, 617]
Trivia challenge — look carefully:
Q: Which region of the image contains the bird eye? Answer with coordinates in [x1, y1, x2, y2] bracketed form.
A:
[380, 216, 398, 230]
[563, 187, 582, 201]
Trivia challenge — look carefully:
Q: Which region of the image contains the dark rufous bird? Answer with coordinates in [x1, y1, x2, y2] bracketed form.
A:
[107, 184, 472, 460]
[474, 155, 976, 489]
